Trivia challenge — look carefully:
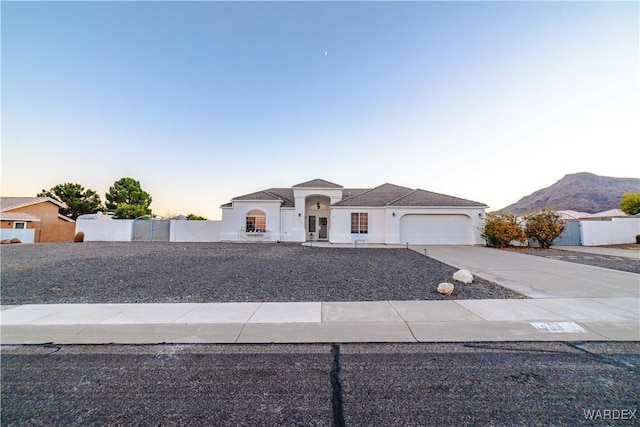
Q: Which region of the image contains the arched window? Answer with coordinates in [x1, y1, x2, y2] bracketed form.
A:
[246, 210, 266, 232]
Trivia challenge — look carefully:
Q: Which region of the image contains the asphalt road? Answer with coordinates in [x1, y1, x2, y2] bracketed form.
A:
[2, 342, 638, 426]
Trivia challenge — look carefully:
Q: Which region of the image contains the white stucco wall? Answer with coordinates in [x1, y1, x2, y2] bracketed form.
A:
[219, 201, 283, 242]
[329, 207, 486, 245]
[280, 209, 298, 242]
[76, 218, 134, 241]
[581, 217, 640, 246]
[170, 220, 221, 242]
[329, 208, 386, 244]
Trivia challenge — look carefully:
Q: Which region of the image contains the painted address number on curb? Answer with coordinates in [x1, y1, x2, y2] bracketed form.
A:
[529, 322, 586, 333]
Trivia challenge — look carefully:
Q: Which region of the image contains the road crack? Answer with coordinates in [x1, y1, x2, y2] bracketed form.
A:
[331, 344, 345, 427]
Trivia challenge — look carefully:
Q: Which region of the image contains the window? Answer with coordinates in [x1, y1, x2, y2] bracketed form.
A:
[246, 210, 266, 232]
[14, 222, 26, 229]
[308, 216, 316, 233]
[351, 212, 368, 234]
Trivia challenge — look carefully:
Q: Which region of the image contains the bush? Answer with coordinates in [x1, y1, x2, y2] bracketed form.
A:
[113, 203, 151, 219]
[636, 234, 640, 244]
[523, 209, 565, 249]
[619, 192, 640, 215]
[187, 214, 207, 220]
[481, 213, 526, 248]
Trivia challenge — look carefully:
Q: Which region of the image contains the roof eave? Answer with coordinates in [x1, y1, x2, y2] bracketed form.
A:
[0, 197, 66, 212]
[58, 214, 75, 222]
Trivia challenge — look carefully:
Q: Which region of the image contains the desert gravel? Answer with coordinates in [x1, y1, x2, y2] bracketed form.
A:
[502, 247, 640, 273]
[1, 242, 524, 304]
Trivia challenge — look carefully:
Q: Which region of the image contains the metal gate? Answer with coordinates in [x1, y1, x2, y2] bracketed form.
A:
[133, 219, 170, 241]
[553, 220, 582, 246]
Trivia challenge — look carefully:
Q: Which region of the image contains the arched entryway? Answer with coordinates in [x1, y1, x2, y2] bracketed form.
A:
[305, 195, 331, 240]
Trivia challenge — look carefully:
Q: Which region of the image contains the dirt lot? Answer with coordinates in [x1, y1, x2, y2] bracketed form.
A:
[1, 242, 525, 304]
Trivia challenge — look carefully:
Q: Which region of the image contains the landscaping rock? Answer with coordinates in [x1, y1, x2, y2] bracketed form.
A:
[453, 269, 473, 284]
[437, 282, 454, 296]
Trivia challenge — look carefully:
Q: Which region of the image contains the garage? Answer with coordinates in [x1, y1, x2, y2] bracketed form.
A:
[399, 214, 471, 244]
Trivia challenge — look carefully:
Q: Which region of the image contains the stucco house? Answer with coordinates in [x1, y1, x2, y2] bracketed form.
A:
[220, 179, 487, 245]
[0, 197, 75, 243]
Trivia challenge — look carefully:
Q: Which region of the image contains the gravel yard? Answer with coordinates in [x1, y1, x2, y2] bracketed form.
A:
[501, 247, 640, 273]
[1, 242, 524, 304]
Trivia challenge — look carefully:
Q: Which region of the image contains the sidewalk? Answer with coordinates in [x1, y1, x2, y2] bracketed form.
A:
[2, 246, 638, 344]
[1, 297, 638, 344]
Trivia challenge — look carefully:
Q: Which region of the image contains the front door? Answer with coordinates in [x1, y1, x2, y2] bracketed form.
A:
[319, 217, 328, 240]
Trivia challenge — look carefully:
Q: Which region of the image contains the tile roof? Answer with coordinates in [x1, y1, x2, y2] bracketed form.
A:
[341, 189, 369, 201]
[292, 179, 343, 188]
[225, 180, 487, 209]
[390, 189, 487, 207]
[333, 183, 414, 207]
[231, 188, 295, 207]
[0, 212, 41, 221]
[265, 188, 295, 207]
[0, 197, 65, 211]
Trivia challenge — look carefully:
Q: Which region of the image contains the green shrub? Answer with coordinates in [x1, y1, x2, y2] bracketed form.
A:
[636, 234, 640, 244]
[481, 213, 526, 248]
[113, 203, 151, 219]
[619, 192, 640, 215]
[523, 209, 565, 249]
[187, 214, 207, 220]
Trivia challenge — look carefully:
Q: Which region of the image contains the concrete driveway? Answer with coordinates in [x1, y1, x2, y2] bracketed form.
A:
[412, 245, 639, 298]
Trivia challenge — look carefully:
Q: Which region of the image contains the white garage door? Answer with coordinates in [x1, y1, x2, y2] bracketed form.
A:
[400, 214, 471, 244]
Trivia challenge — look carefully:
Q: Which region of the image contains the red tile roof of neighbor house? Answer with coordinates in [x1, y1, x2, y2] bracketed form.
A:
[0, 197, 66, 211]
[0, 212, 42, 222]
[224, 180, 487, 209]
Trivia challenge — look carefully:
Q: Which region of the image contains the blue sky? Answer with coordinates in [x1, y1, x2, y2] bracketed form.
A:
[2, 1, 638, 219]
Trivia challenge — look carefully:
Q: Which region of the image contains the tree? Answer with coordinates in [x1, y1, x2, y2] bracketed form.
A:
[619, 192, 640, 215]
[523, 209, 565, 249]
[187, 214, 207, 220]
[105, 177, 152, 219]
[481, 213, 526, 248]
[38, 183, 103, 220]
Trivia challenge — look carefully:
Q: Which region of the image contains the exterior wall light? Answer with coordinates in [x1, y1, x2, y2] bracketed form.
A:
[392, 212, 396, 217]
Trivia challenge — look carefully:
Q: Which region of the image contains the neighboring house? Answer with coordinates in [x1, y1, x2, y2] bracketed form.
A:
[220, 179, 488, 245]
[557, 209, 629, 220]
[0, 197, 75, 243]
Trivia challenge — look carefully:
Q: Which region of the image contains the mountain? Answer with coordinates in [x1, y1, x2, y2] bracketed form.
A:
[497, 172, 640, 215]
